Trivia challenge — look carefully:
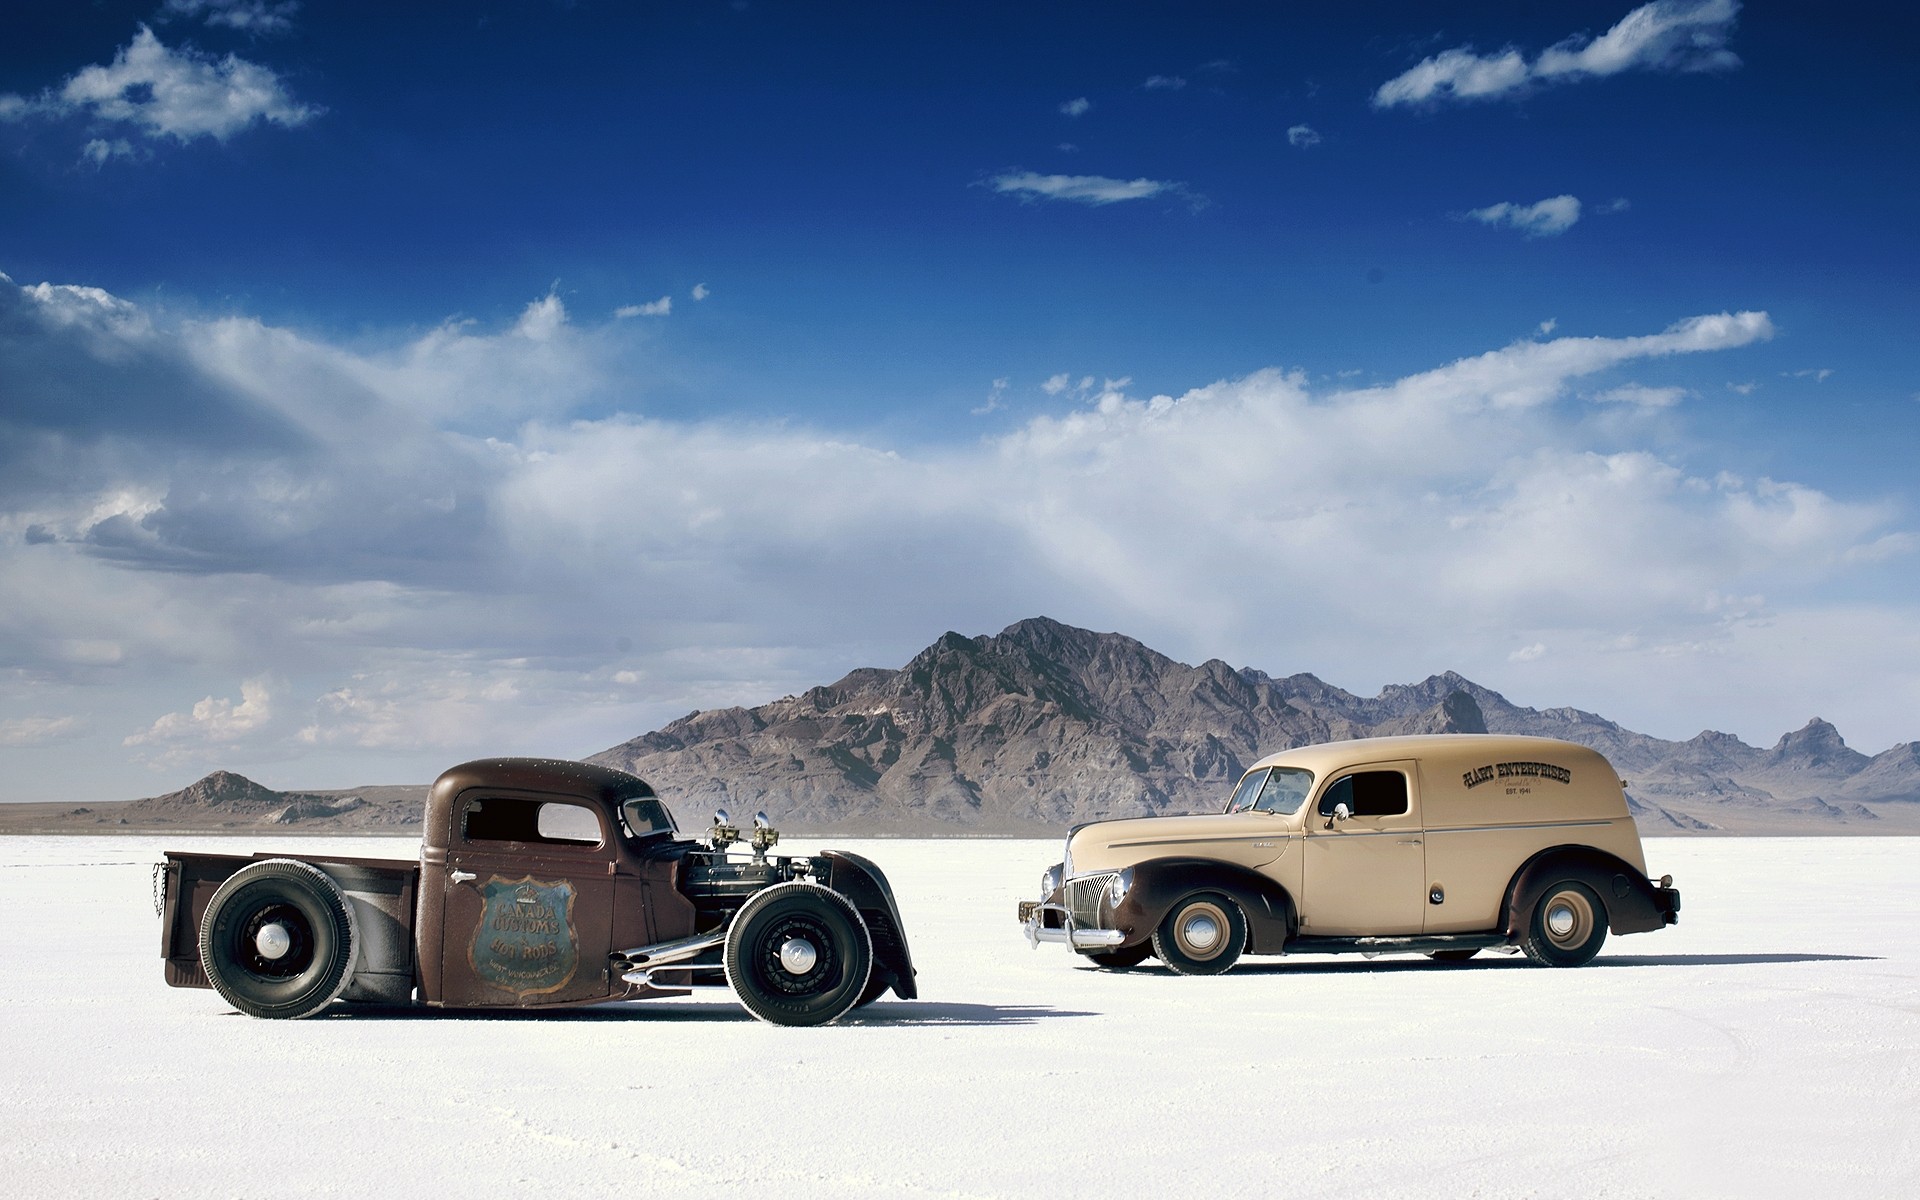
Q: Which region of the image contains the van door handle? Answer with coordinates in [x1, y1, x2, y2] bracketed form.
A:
[1397, 838, 1422, 845]
[449, 869, 477, 885]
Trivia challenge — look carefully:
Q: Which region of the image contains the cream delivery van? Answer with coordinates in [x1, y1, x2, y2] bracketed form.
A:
[1019, 734, 1679, 973]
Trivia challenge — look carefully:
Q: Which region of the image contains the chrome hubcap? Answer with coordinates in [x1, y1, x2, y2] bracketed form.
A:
[1182, 914, 1220, 951]
[1546, 903, 1577, 939]
[777, 937, 819, 975]
[254, 922, 293, 960]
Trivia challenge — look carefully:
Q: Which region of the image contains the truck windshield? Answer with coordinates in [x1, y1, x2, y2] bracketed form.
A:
[621, 796, 677, 839]
[1225, 766, 1314, 815]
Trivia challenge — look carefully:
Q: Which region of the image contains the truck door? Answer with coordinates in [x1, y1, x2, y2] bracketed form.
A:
[1300, 763, 1425, 936]
[437, 793, 617, 1008]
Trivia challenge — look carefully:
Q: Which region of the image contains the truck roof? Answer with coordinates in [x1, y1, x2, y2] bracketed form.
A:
[1247, 734, 1613, 781]
[424, 757, 656, 832]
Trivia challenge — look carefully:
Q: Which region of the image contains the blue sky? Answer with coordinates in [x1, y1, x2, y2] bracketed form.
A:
[2, 1, 1917, 802]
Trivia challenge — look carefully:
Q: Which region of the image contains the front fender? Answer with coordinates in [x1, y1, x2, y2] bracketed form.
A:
[821, 850, 918, 1000]
[1110, 858, 1295, 954]
[1504, 845, 1678, 938]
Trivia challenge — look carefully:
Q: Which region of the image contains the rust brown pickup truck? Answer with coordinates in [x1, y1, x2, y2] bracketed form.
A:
[156, 758, 915, 1026]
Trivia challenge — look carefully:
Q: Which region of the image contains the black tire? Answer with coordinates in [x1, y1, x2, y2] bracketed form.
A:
[724, 883, 872, 1026]
[1151, 893, 1246, 975]
[197, 859, 358, 1019]
[1083, 943, 1154, 970]
[1427, 948, 1481, 963]
[1521, 880, 1608, 967]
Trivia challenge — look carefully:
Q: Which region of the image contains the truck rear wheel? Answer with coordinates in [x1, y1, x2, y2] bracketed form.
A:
[198, 859, 358, 1019]
[724, 883, 872, 1026]
[1152, 893, 1245, 975]
[1521, 880, 1608, 967]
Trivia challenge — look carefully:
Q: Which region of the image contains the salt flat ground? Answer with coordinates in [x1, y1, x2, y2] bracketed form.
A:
[1, 836, 1915, 1199]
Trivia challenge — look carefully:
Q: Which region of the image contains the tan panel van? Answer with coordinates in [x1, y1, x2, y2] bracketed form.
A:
[1018, 734, 1679, 973]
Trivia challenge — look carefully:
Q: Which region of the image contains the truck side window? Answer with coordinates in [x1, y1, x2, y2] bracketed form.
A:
[1316, 771, 1409, 818]
[463, 798, 604, 847]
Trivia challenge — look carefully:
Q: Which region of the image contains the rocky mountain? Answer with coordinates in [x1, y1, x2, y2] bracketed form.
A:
[588, 617, 1920, 834]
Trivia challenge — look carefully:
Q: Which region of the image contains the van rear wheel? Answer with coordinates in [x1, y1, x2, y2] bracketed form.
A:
[1521, 880, 1607, 967]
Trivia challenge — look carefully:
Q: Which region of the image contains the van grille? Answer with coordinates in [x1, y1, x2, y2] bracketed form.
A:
[1065, 873, 1116, 928]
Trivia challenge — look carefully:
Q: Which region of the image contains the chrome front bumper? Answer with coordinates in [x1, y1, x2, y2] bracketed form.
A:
[1018, 900, 1126, 950]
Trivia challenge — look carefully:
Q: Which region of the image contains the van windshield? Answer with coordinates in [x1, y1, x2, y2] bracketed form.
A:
[1225, 767, 1314, 815]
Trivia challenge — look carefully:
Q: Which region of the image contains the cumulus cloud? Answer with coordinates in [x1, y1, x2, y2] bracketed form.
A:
[1287, 124, 1321, 148]
[986, 171, 1194, 207]
[691, 283, 710, 301]
[6, 265, 1914, 794]
[124, 676, 275, 765]
[1059, 97, 1091, 118]
[0, 26, 317, 144]
[1375, 0, 1741, 108]
[1467, 195, 1582, 237]
[616, 297, 672, 318]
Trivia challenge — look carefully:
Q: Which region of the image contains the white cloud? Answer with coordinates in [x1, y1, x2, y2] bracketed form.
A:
[987, 171, 1192, 207]
[1144, 75, 1186, 91]
[1508, 643, 1547, 663]
[0, 716, 83, 747]
[81, 138, 136, 166]
[616, 297, 672, 318]
[163, 0, 300, 35]
[691, 283, 710, 301]
[1538, 318, 1559, 335]
[1287, 124, 1321, 148]
[8, 266, 1915, 797]
[2, 26, 317, 144]
[1467, 195, 1582, 237]
[1375, 0, 1741, 108]
[973, 378, 1009, 416]
[1059, 97, 1091, 118]
[1594, 383, 1687, 407]
[1786, 368, 1833, 382]
[125, 676, 275, 765]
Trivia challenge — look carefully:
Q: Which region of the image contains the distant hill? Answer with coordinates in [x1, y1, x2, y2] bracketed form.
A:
[10, 617, 1916, 836]
[588, 617, 1920, 835]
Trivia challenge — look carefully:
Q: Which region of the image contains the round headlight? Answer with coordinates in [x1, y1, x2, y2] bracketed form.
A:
[1040, 865, 1063, 901]
[1107, 869, 1131, 906]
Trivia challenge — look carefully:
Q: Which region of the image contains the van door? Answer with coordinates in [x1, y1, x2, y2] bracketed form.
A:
[438, 793, 616, 1008]
[1300, 762, 1425, 936]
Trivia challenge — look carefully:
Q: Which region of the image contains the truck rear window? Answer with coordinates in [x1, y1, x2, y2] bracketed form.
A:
[463, 798, 604, 847]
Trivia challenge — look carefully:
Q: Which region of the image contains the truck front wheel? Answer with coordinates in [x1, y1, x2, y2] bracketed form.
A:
[724, 883, 873, 1026]
[1521, 880, 1608, 967]
[197, 859, 358, 1019]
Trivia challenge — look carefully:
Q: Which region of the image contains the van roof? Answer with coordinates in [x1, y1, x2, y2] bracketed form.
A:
[1248, 734, 1610, 778]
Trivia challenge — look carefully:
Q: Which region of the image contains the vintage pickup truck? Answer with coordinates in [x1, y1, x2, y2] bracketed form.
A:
[156, 758, 916, 1026]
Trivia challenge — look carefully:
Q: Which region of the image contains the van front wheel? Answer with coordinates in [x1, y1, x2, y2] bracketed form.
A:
[1152, 894, 1245, 975]
[1522, 880, 1607, 967]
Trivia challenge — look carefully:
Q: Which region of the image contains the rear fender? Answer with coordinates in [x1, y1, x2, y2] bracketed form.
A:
[1504, 845, 1672, 937]
[821, 851, 918, 1000]
[1111, 858, 1295, 954]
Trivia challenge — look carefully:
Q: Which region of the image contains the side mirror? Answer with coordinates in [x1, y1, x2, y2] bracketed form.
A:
[1322, 801, 1353, 831]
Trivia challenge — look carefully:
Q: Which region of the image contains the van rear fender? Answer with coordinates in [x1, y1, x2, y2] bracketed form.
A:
[1112, 858, 1295, 954]
[1504, 845, 1669, 937]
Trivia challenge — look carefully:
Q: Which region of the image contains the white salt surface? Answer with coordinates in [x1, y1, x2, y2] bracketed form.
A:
[2, 835, 1916, 1198]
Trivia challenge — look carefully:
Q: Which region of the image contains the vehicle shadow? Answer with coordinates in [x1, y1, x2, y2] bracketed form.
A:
[1174, 950, 1883, 977]
[303, 999, 1094, 1025]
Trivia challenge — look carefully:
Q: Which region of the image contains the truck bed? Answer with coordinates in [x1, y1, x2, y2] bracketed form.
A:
[159, 850, 421, 1004]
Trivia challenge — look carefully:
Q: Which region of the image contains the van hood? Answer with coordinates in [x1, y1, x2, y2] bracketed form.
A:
[1067, 812, 1291, 874]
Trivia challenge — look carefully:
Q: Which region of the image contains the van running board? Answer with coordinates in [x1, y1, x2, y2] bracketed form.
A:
[1285, 933, 1511, 957]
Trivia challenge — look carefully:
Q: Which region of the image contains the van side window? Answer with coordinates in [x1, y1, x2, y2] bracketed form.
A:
[1317, 771, 1409, 818]
[464, 798, 604, 847]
